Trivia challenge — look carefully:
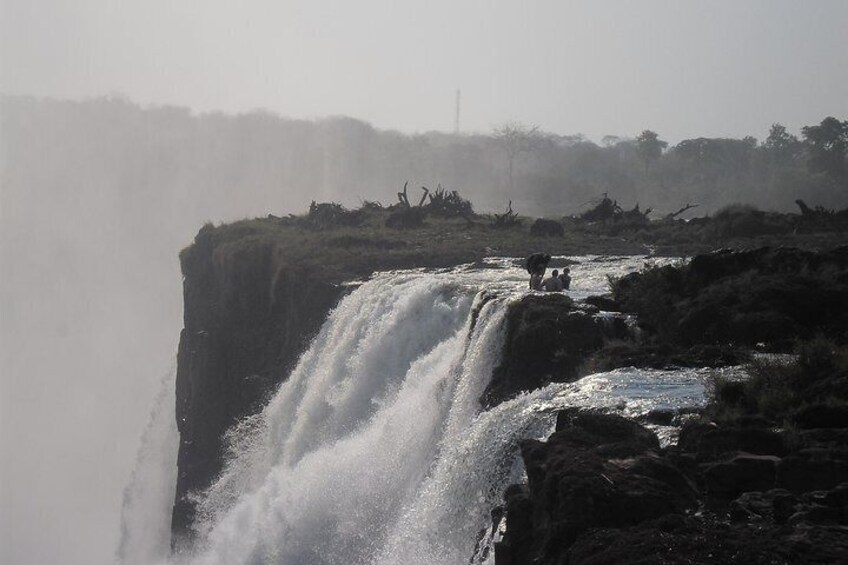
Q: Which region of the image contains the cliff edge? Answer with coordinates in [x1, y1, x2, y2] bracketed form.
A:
[171, 224, 346, 544]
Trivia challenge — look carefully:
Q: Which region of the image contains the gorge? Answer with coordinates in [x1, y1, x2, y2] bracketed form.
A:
[119, 217, 848, 565]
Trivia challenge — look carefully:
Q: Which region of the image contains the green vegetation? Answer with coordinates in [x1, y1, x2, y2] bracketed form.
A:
[5, 96, 846, 221]
[706, 338, 848, 426]
[610, 247, 848, 348]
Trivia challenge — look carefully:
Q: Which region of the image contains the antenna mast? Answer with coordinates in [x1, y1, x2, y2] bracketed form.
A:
[454, 89, 461, 134]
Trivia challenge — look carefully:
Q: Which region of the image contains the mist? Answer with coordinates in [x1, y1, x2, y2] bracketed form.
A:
[1, 1, 847, 564]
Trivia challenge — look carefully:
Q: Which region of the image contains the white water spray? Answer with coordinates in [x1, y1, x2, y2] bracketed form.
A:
[180, 272, 522, 565]
[121, 256, 709, 565]
[117, 367, 179, 565]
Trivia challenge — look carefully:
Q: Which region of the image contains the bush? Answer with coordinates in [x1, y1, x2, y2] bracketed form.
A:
[425, 187, 474, 218]
[530, 218, 564, 237]
[705, 338, 848, 425]
[386, 206, 426, 229]
[305, 201, 365, 230]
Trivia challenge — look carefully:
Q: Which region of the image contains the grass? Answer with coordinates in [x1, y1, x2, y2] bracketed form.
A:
[180, 198, 848, 286]
[181, 209, 653, 284]
[704, 337, 848, 426]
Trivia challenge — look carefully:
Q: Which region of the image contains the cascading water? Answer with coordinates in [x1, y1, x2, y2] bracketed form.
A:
[176, 272, 520, 565]
[122, 255, 719, 565]
[117, 367, 179, 565]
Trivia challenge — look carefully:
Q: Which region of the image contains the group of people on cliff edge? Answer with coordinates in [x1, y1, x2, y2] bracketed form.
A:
[526, 252, 571, 292]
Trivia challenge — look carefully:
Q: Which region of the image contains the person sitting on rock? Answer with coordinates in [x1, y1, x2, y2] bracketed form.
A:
[558, 267, 571, 290]
[542, 269, 565, 292]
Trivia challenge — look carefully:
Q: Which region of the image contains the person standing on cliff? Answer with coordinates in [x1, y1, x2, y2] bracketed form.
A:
[525, 252, 551, 289]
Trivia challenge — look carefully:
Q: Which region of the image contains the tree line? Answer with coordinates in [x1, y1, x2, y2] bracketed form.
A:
[3, 95, 845, 222]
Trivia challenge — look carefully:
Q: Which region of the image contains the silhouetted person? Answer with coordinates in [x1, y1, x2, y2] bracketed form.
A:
[542, 269, 564, 291]
[559, 267, 571, 290]
[526, 252, 551, 289]
[530, 272, 543, 290]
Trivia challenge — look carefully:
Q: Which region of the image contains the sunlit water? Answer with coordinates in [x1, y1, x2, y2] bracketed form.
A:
[120, 255, 730, 565]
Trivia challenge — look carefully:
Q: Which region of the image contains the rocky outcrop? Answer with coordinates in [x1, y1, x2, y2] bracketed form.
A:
[495, 409, 848, 565]
[611, 246, 848, 348]
[171, 226, 345, 545]
[482, 295, 614, 406]
[495, 409, 697, 564]
[495, 246, 848, 563]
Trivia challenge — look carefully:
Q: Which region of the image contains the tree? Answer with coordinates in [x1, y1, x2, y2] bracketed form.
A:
[493, 122, 547, 190]
[801, 116, 848, 181]
[763, 123, 801, 166]
[635, 130, 667, 172]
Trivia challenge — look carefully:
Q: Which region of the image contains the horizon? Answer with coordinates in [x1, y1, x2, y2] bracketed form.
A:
[3, 1, 846, 144]
[1, 91, 839, 147]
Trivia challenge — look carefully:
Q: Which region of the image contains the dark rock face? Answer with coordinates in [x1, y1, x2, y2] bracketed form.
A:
[703, 453, 780, 497]
[677, 423, 789, 459]
[776, 449, 848, 493]
[482, 295, 605, 406]
[496, 409, 696, 564]
[171, 228, 345, 545]
[612, 246, 848, 348]
[493, 248, 848, 565]
[496, 409, 848, 565]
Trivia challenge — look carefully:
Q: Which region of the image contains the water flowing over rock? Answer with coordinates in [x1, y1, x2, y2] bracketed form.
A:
[113, 245, 848, 565]
[159, 254, 709, 565]
[172, 231, 346, 542]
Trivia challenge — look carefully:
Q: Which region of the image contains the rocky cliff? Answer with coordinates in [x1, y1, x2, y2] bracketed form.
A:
[494, 246, 848, 564]
[171, 225, 346, 545]
[171, 215, 848, 561]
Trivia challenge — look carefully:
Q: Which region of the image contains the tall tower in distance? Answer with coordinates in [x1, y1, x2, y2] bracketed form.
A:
[454, 89, 461, 134]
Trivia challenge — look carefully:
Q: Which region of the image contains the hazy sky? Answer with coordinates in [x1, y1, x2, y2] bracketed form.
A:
[1, 2, 847, 564]
[2, 0, 846, 142]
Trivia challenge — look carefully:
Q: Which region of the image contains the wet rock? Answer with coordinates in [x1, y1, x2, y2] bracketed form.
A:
[582, 294, 621, 312]
[482, 294, 604, 406]
[555, 408, 660, 451]
[492, 485, 533, 565]
[704, 453, 780, 498]
[776, 448, 848, 492]
[568, 516, 782, 565]
[644, 408, 676, 426]
[796, 428, 848, 449]
[794, 403, 848, 429]
[729, 489, 797, 524]
[498, 410, 696, 564]
[677, 423, 788, 460]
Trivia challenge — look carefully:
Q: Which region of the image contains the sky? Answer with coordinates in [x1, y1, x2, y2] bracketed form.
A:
[2, 0, 846, 143]
[1, 2, 847, 564]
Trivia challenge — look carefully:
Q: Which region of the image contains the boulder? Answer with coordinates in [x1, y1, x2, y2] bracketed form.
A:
[729, 489, 797, 524]
[776, 448, 848, 492]
[497, 410, 696, 564]
[677, 423, 788, 460]
[704, 453, 780, 498]
[794, 403, 848, 429]
[482, 294, 604, 406]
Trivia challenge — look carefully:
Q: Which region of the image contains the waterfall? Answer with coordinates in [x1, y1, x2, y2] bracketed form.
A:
[166, 270, 563, 565]
[117, 367, 179, 565]
[121, 256, 709, 565]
